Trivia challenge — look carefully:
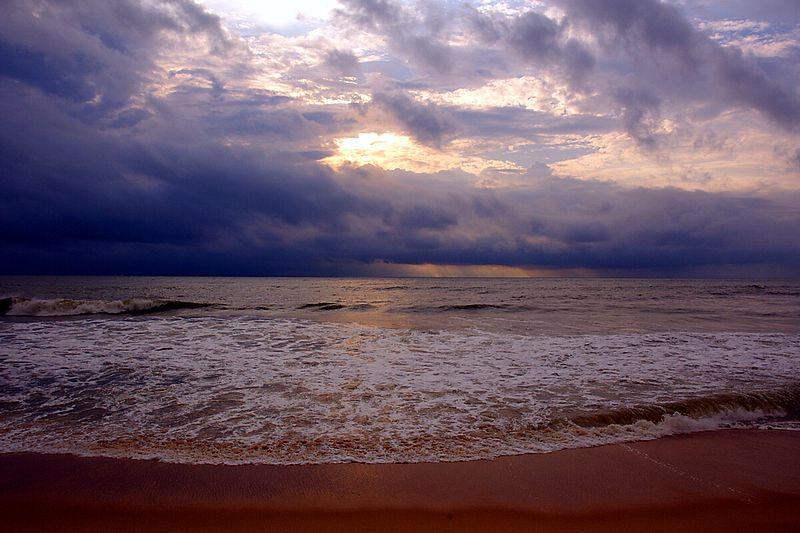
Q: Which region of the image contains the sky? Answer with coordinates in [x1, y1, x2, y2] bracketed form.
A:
[1, 0, 799, 277]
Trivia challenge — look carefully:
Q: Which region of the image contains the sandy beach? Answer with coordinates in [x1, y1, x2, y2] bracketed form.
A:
[1, 429, 799, 532]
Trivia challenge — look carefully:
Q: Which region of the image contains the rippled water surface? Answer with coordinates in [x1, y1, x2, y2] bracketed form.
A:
[1, 277, 799, 463]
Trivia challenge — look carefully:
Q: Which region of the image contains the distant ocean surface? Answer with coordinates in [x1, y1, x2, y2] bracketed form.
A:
[1, 277, 799, 464]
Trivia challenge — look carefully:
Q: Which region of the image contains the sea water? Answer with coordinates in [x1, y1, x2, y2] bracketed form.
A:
[1, 277, 798, 464]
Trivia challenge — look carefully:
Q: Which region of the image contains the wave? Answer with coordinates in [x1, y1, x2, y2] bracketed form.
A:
[441, 303, 516, 311]
[563, 387, 800, 429]
[297, 302, 375, 311]
[1, 312, 797, 464]
[298, 302, 347, 310]
[298, 302, 524, 313]
[0, 296, 210, 317]
[706, 284, 800, 297]
[2, 387, 795, 466]
[403, 303, 536, 312]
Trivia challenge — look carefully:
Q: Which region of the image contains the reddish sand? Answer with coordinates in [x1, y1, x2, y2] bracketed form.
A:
[1, 429, 799, 532]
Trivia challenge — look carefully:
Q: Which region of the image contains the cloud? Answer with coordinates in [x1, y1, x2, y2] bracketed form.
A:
[684, 0, 800, 25]
[338, 0, 799, 144]
[1, 0, 799, 276]
[371, 91, 455, 147]
[501, 11, 596, 87]
[336, 0, 455, 73]
[3, 85, 799, 274]
[559, 0, 800, 131]
[323, 48, 361, 76]
[614, 87, 662, 148]
[0, 0, 234, 121]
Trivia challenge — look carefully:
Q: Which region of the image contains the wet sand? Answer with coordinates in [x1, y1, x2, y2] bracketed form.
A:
[1, 429, 799, 532]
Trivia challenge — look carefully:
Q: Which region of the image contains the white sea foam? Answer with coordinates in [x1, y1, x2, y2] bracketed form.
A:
[0, 317, 798, 464]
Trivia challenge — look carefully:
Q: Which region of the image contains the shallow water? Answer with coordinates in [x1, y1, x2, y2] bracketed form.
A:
[1, 277, 799, 464]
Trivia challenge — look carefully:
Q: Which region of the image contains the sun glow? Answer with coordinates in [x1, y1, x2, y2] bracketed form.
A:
[357, 262, 598, 278]
[337, 132, 406, 153]
[324, 132, 522, 175]
[199, 0, 337, 28]
[324, 132, 444, 172]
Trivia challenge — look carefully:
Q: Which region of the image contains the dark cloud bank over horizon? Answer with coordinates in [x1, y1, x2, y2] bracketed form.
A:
[1, 0, 800, 277]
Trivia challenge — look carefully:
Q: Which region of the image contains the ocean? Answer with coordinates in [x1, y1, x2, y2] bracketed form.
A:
[1, 277, 798, 464]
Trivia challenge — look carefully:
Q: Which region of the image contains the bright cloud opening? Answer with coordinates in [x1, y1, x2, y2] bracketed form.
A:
[324, 132, 522, 175]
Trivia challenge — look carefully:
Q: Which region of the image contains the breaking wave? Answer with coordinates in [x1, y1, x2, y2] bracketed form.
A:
[707, 284, 800, 297]
[0, 314, 798, 464]
[0, 387, 795, 465]
[402, 303, 536, 312]
[0, 296, 210, 317]
[298, 302, 348, 311]
[565, 388, 800, 429]
[297, 302, 375, 311]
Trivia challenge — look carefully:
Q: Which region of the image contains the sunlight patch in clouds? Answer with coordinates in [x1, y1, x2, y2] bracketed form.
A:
[324, 132, 522, 174]
[412, 76, 575, 114]
[358, 261, 596, 278]
[552, 117, 800, 192]
[200, 0, 338, 30]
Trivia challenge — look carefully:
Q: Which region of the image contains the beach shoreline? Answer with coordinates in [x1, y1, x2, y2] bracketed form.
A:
[2, 429, 799, 531]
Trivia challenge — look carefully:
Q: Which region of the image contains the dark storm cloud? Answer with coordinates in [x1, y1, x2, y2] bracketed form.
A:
[500, 11, 595, 86]
[0, 1, 372, 256]
[451, 107, 617, 138]
[397, 206, 459, 231]
[336, 0, 455, 73]
[558, 0, 800, 131]
[711, 45, 800, 130]
[4, 80, 799, 274]
[1, 0, 799, 276]
[323, 48, 361, 76]
[0, 85, 371, 249]
[511, 180, 800, 269]
[614, 88, 662, 148]
[0, 0, 232, 121]
[368, 89, 617, 146]
[365, 175, 798, 273]
[371, 92, 455, 146]
[339, 0, 595, 85]
[206, 107, 351, 141]
[339, 0, 799, 143]
[170, 68, 226, 99]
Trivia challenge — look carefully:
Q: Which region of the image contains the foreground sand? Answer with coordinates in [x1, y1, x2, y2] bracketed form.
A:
[1, 429, 799, 532]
